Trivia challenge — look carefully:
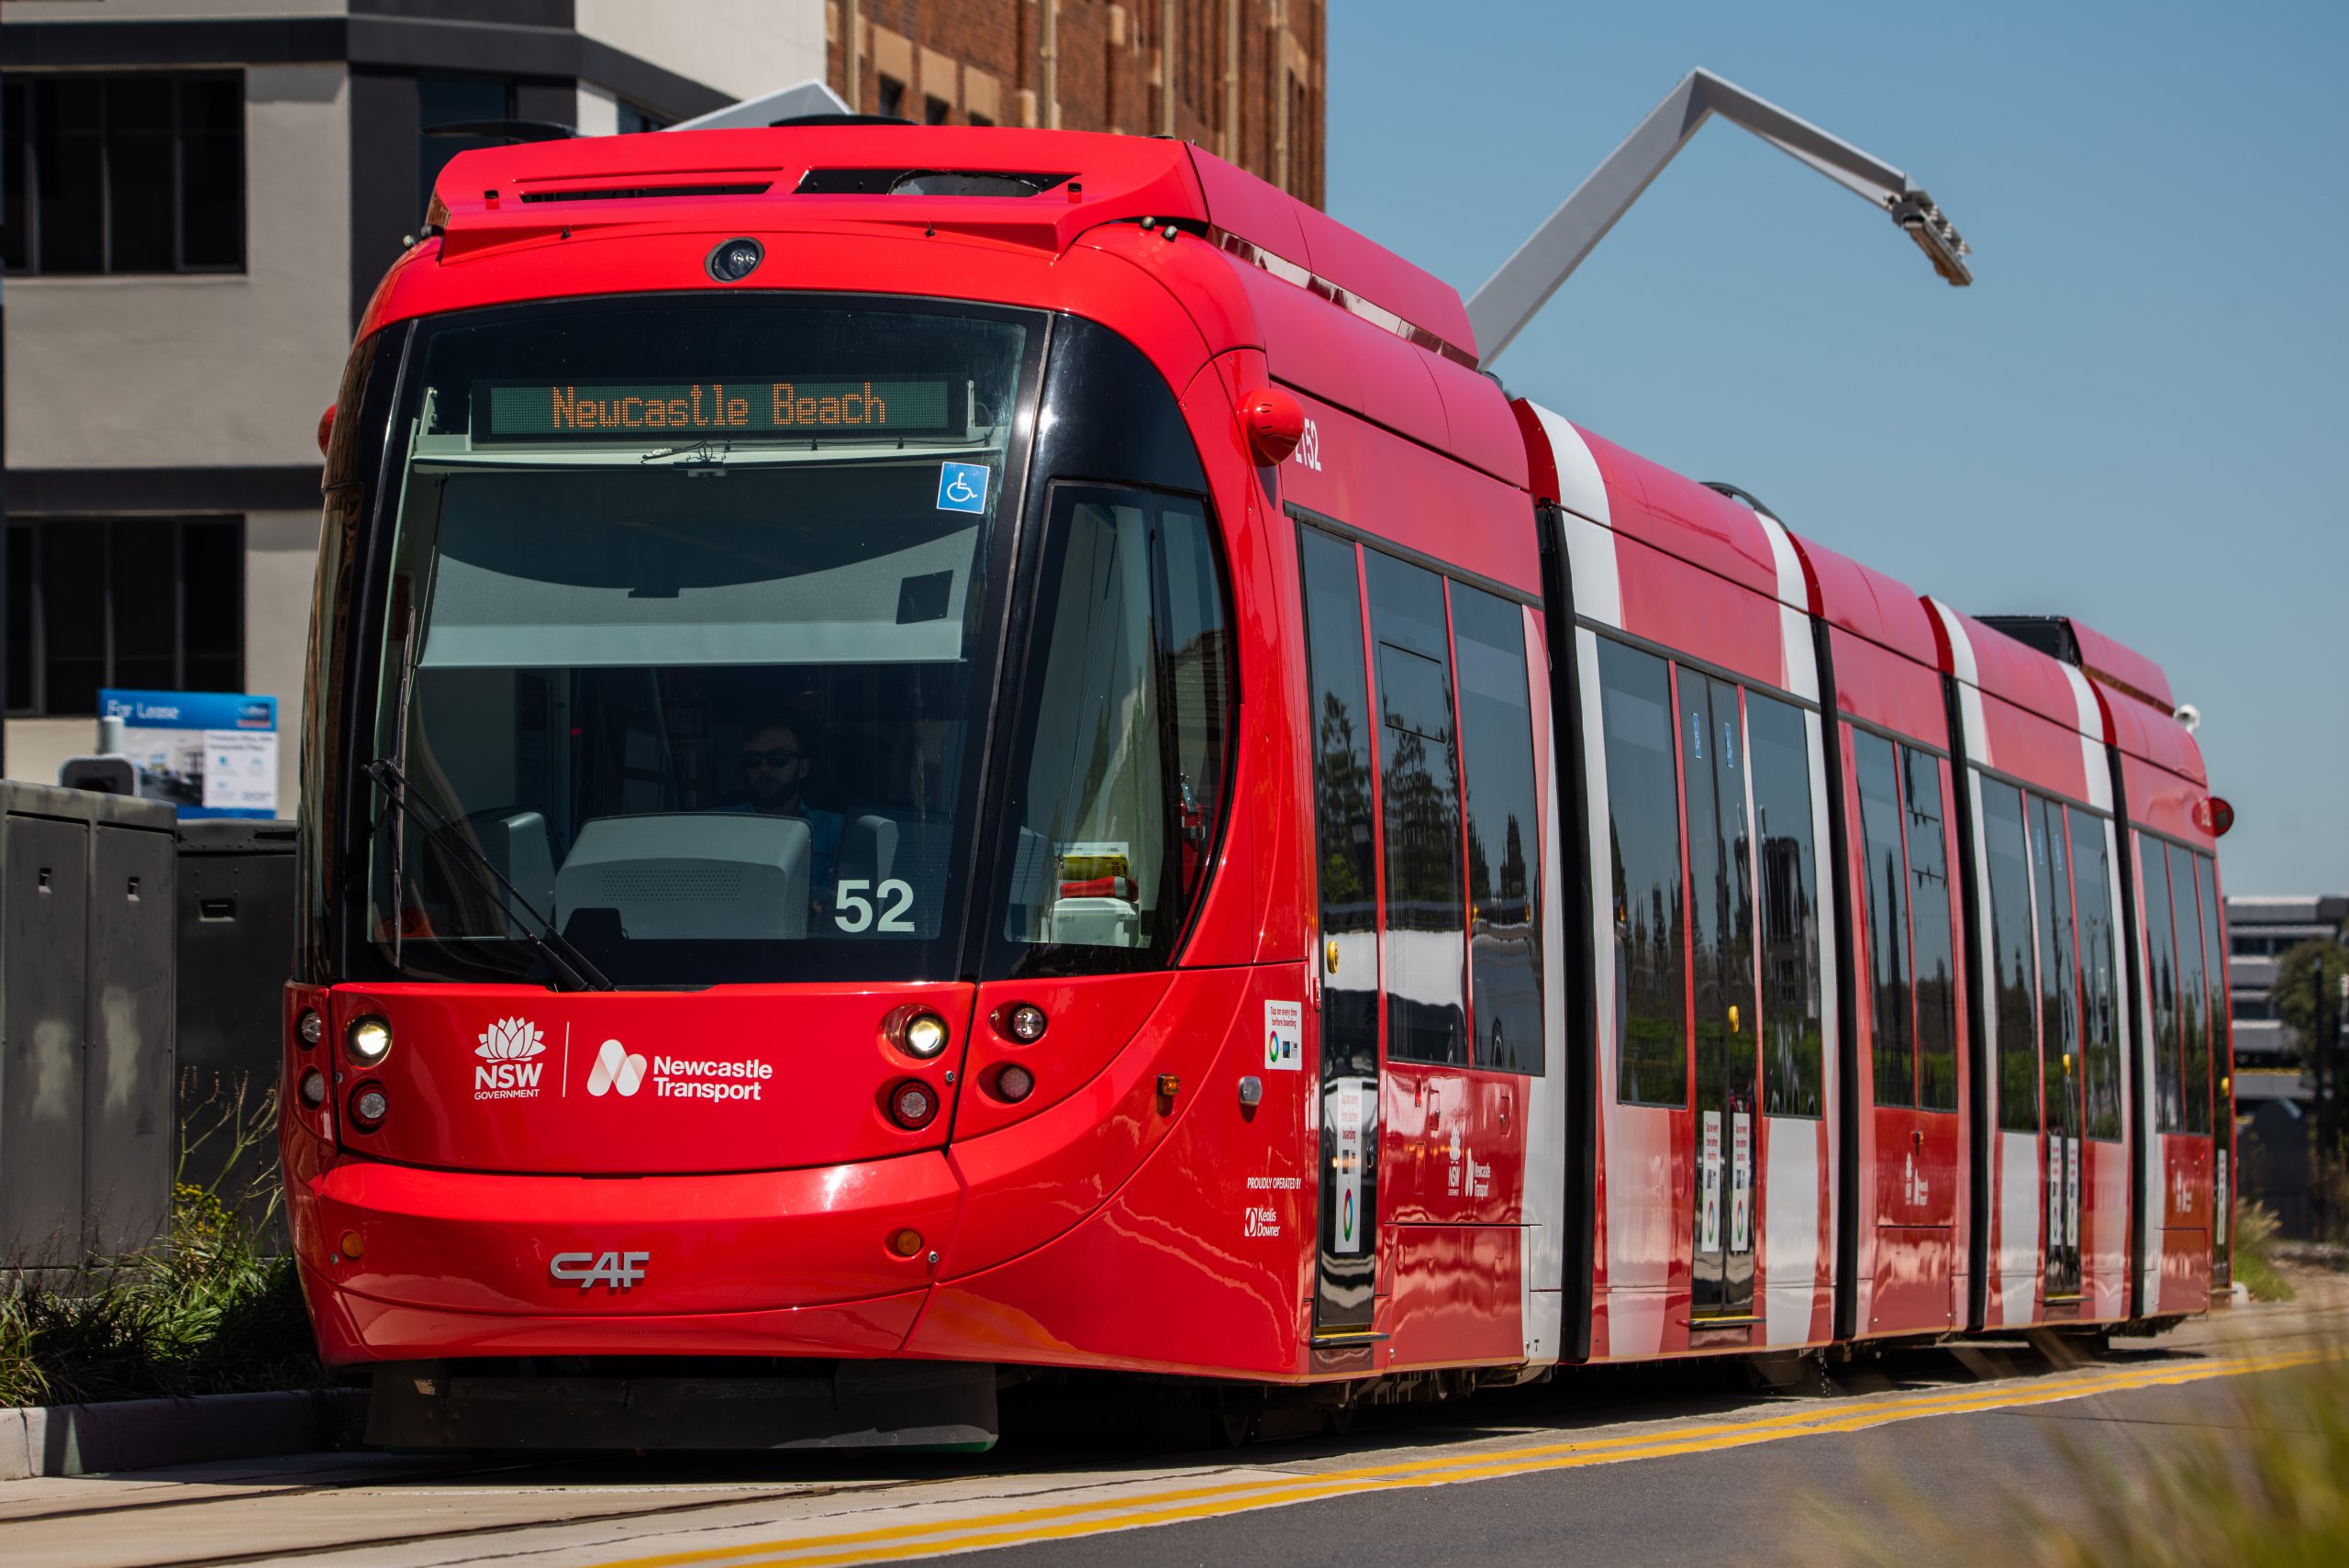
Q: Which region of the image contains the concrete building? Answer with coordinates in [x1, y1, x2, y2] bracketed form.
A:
[2226, 894, 2349, 1069]
[4, 2, 1326, 813]
[2226, 893, 2345, 1238]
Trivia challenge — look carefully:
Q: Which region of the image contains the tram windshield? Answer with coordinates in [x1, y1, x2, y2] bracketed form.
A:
[358, 299, 1034, 985]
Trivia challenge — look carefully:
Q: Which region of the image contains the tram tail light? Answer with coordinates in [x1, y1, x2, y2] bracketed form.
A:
[994, 1064, 1035, 1104]
[298, 1068, 328, 1108]
[1238, 384, 1306, 464]
[316, 404, 335, 456]
[889, 1079, 939, 1129]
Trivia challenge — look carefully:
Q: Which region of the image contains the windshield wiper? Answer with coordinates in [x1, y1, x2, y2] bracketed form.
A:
[364, 759, 615, 992]
[640, 439, 730, 465]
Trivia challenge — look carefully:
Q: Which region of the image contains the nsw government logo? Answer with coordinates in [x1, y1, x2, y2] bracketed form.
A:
[474, 1017, 547, 1100]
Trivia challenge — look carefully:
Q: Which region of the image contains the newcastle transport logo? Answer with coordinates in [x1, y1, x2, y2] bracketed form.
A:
[474, 1017, 547, 1100]
[588, 1039, 649, 1098]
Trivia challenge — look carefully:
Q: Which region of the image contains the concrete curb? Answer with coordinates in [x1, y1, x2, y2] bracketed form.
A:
[0, 1388, 368, 1479]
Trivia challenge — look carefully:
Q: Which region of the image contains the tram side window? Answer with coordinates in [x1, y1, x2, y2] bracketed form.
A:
[1854, 731, 1914, 1109]
[1366, 551, 1466, 1066]
[1597, 639, 1687, 1106]
[996, 486, 1231, 971]
[1981, 780, 2041, 1133]
[2068, 809, 2124, 1140]
[2169, 841, 2212, 1135]
[1749, 693, 1822, 1118]
[1298, 528, 1379, 1078]
[2141, 839, 2184, 1134]
[1908, 750, 1958, 1112]
[1452, 584, 1543, 1074]
[2032, 795, 2080, 1134]
[2196, 852, 2231, 1126]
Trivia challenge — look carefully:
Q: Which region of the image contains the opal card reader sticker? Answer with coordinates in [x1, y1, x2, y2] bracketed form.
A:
[1264, 1000, 1303, 1072]
[937, 461, 989, 514]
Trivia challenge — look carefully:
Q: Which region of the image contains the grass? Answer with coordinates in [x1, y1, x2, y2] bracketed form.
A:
[0, 1077, 321, 1409]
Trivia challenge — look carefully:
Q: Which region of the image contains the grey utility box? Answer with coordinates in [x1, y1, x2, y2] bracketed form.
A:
[0, 782, 178, 1278]
[175, 819, 298, 1218]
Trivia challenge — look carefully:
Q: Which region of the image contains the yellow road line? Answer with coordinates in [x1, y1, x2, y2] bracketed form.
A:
[587, 1347, 2324, 1568]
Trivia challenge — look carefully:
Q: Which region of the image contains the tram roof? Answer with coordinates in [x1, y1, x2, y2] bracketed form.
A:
[417, 126, 1477, 361]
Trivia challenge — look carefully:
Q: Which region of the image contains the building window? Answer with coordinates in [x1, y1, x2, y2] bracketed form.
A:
[616, 100, 669, 135]
[968, 112, 994, 128]
[418, 74, 513, 217]
[877, 74, 907, 120]
[3, 72, 244, 275]
[6, 517, 244, 716]
[924, 94, 952, 126]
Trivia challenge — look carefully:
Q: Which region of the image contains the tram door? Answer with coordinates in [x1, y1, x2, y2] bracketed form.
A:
[1299, 528, 1381, 1336]
[1680, 673, 1759, 1320]
[2031, 797, 2083, 1302]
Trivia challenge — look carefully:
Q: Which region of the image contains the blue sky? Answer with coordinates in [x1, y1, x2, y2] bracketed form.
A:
[1326, 0, 2345, 895]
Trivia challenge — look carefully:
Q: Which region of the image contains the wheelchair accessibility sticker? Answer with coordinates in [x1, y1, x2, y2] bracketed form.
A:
[937, 462, 990, 514]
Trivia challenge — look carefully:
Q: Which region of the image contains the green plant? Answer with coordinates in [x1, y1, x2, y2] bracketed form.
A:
[1818, 1349, 2349, 1566]
[0, 1079, 319, 1408]
[2233, 1197, 2296, 1303]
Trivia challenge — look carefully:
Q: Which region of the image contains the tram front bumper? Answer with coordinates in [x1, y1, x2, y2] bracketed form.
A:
[291, 1151, 959, 1368]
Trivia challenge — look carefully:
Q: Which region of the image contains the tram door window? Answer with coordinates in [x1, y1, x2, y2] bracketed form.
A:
[1365, 551, 1467, 1067]
[2070, 812, 2123, 1143]
[2140, 842, 2183, 1135]
[1982, 783, 2041, 1135]
[2032, 796, 2083, 1299]
[1451, 586, 1543, 1074]
[1597, 641, 1687, 1108]
[1682, 672, 1756, 1319]
[2169, 842, 2213, 1139]
[1299, 527, 1380, 1335]
[1748, 694, 1822, 1120]
[1854, 734, 1914, 1112]
[2194, 852, 2232, 1280]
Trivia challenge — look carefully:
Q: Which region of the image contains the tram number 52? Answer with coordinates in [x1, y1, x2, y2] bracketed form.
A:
[835, 878, 917, 933]
[1291, 417, 1322, 473]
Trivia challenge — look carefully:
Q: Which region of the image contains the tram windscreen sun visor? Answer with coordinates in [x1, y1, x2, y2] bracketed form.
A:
[359, 300, 1036, 987]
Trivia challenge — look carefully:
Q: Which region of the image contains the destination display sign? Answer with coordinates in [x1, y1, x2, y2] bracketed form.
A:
[474, 379, 955, 440]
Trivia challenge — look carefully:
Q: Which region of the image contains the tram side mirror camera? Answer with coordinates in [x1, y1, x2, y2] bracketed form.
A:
[707, 237, 765, 283]
[60, 755, 138, 796]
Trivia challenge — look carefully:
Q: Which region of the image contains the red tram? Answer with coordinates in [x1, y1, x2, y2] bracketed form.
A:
[283, 126, 2234, 1449]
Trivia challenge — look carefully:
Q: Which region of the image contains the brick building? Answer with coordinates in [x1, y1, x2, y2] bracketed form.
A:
[829, 1, 1326, 206]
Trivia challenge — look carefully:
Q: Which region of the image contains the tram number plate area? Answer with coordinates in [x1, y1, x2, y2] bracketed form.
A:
[472, 378, 962, 440]
[1334, 1082, 1365, 1254]
[1731, 1111, 1753, 1255]
[1700, 1111, 1723, 1254]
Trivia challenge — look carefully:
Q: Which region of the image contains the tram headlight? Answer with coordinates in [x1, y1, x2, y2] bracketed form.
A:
[297, 1008, 324, 1048]
[1000, 1003, 1049, 1043]
[889, 1079, 940, 1129]
[346, 1016, 393, 1066]
[349, 1082, 390, 1132]
[902, 1011, 950, 1060]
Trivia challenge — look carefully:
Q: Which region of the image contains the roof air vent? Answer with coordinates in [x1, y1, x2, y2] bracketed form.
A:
[794, 168, 1071, 197]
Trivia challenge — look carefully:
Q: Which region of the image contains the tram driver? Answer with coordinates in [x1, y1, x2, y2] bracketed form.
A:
[730, 717, 844, 917]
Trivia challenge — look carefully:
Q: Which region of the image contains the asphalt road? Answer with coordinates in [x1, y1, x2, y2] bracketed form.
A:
[6, 1284, 2340, 1568]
